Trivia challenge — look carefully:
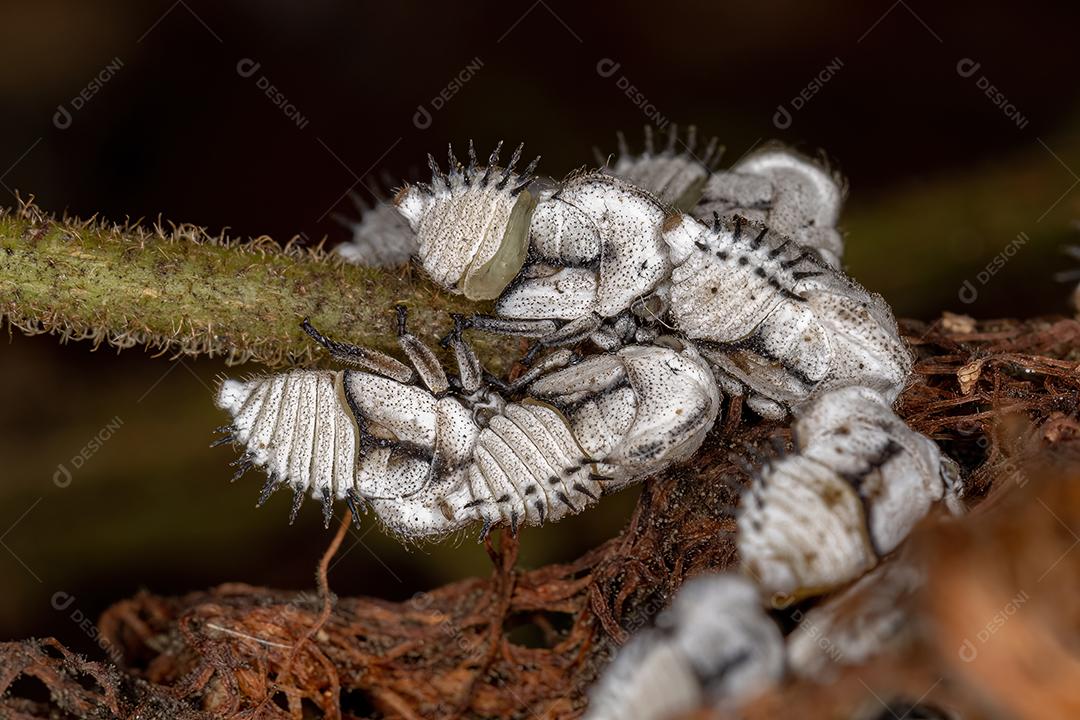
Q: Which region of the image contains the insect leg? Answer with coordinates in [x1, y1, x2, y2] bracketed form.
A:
[300, 319, 413, 383]
[536, 312, 604, 347]
[441, 313, 484, 394]
[466, 315, 559, 338]
[394, 304, 450, 395]
[502, 348, 575, 392]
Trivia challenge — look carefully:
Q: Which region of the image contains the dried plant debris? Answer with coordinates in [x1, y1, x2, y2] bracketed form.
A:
[4, 315, 1080, 719]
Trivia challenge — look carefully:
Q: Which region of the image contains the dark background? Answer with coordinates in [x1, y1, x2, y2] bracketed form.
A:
[2, 0, 1079, 655]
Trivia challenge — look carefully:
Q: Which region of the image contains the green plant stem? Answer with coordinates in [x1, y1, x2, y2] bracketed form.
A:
[0, 201, 512, 368]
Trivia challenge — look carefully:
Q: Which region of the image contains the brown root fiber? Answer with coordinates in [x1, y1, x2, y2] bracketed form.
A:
[3, 315, 1080, 719]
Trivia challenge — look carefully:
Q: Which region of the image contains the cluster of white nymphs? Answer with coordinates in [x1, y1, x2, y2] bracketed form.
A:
[214, 126, 965, 713]
[386, 129, 905, 420]
[583, 390, 962, 718]
[215, 309, 719, 538]
[554, 132, 964, 717]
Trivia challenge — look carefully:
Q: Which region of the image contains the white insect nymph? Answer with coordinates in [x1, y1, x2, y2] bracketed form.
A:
[497, 172, 671, 322]
[694, 144, 847, 268]
[786, 560, 926, 681]
[738, 385, 962, 598]
[334, 190, 418, 268]
[599, 124, 723, 210]
[662, 213, 912, 418]
[394, 141, 540, 300]
[584, 573, 785, 720]
[214, 309, 720, 538]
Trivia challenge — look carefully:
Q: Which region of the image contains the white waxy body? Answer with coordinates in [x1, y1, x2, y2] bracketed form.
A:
[395, 144, 538, 300]
[662, 213, 911, 418]
[499, 173, 671, 320]
[335, 199, 419, 268]
[601, 125, 722, 211]
[394, 139, 875, 422]
[694, 146, 846, 267]
[738, 386, 959, 598]
[786, 560, 925, 681]
[215, 343, 720, 538]
[585, 574, 785, 720]
[218, 371, 359, 504]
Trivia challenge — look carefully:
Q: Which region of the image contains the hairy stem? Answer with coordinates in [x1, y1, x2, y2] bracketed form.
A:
[0, 200, 513, 368]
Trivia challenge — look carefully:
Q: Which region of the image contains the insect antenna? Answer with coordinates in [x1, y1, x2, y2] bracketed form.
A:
[1053, 244, 1080, 282]
[511, 154, 541, 196]
[592, 145, 610, 168]
[345, 488, 367, 530]
[566, 482, 595, 502]
[447, 143, 461, 178]
[701, 137, 724, 169]
[230, 453, 254, 482]
[209, 425, 236, 447]
[684, 124, 697, 154]
[664, 123, 678, 154]
[556, 491, 577, 512]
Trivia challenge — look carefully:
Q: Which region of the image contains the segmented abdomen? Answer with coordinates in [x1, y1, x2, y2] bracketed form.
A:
[467, 403, 600, 529]
[218, 371, 358, 504]
[737, 386, 956, 598]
